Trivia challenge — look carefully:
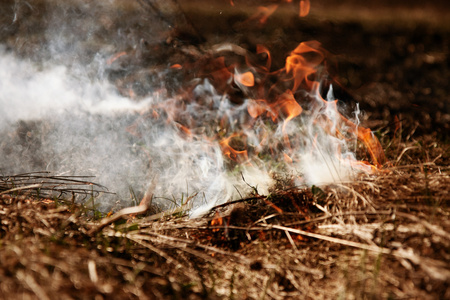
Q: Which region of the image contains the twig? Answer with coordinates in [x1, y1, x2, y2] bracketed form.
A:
[126, 235, 178, 265]
[88, 205, 150, 234]
[264, 224, 392, 255]
[284, 210, 393, 227]
[89, 177, 159, 234]
[284, 230, 298, 251]
[208, 195, 266, 212]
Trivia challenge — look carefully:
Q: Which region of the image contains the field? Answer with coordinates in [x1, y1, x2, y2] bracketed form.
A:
[0, 0, 449, 299]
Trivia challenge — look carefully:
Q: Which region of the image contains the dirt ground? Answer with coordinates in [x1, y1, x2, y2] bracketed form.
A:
[0, 0, 449, 299]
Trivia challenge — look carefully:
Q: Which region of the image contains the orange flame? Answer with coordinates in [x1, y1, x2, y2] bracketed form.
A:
[277, 90, 303, 126]
[220, 134, 249, 163]
[167, 31, 385, 177]
[286, 41, 325, 91]
[299, 0, 311, 17]
[170, 63, 183, 69]
[106, 51, 127, 65]
[352, 126, 386, 168]
[251, 5, 279, 25]
[310, 83, 386, 169]
[283, 153, 293, 164]
[211, 211, 223, 232]
[264, 199, 283, 213]
[256, 44, 272, 71]
[247, 99, 271, 119]
[235, 71, 255, 87]
[231, 0, 311, 23]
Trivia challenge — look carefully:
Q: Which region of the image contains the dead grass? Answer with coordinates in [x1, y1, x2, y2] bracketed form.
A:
[1, 136, 449, 299]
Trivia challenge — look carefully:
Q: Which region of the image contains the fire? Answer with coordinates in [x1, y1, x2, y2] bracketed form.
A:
[308, 83, 386, 168]
[229, 0, 311, 26]
[219, 134, 249, 163]
[211, 211, 224, 232]
[235, 71, 255, 87]
[151, 36, 385, 187]
[251, 5, 279, 25]
[123, 0, 387, 216]
[299, 0, 311, 17]
[285, 41, 325, 91]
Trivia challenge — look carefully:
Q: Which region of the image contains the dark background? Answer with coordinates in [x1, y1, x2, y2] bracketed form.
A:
[1, 0, 449, 139]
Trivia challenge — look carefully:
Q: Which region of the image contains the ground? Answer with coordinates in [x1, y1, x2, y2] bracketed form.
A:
[0, 0, 449, 299]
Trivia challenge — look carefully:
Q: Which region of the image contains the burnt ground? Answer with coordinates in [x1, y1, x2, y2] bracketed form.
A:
[0, 0, 449, 299]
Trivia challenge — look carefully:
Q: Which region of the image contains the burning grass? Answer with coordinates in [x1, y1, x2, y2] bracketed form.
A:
[1, 0, 449, 298]
[1, 135, 449, 299]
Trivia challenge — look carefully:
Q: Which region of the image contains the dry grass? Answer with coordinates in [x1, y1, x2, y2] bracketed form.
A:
[1, 135, 449, 299]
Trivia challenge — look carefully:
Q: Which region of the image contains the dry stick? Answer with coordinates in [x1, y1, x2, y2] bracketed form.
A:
[90, 199, 191, 234]
[285, 210, 393, 227]
[208, 195, 266, 212]
[127, 235, 177, 264]
[139, 176, 158, 207]
[265, 224, 393, 255]
[140, 202, 192, 222]
[89, 205, 150, 234]
[89, 178, 158, 234]
[135, 234, 220, 264]
[1, 173, 106, 189]
[153, 210, 394, 231]
[284, 230, 298, 251]
[107, 257, 165, 277]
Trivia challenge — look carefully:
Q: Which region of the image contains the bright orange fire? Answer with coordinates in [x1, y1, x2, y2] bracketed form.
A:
[130, 0, 386, 191]
[154, 34, 386, 175]
[286, 41, 325, 91]
[205, 38, 385, 171]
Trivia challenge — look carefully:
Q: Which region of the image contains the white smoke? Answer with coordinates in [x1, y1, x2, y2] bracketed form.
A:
[0, 1, 371, 216]
[0, 48, 273, 213]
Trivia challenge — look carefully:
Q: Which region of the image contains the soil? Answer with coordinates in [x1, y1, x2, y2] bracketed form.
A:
[0, 0, 449, 299]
